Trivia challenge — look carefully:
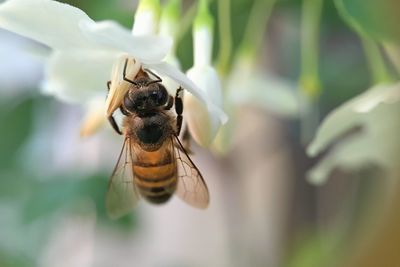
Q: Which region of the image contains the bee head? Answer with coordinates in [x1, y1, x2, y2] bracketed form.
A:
[123, 82, 168, 113]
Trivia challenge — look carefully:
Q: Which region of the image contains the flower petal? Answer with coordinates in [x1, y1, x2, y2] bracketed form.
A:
[184, 66, 225, 146]
[79, 20, 172, 63]
[184, 93, 222, 147]
[307, 83, 400, 157]
[132, 0, 161, 36]
[146, 61, 228, 123]
[80, 95, 107, 137]
[0, 0, 95, 49]
[42, 50, 119, 104]
[159, 55, 181, 95]
[0, 0, 171, 64]
[105, 55, 141, 116]
[132, 9, 158, 35]
[307, 83, 400, 184]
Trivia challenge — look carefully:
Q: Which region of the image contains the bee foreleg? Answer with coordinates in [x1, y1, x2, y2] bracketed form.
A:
[106, 80, 123, 135]
[175, 87, 184, 136]
[181, 126, 193, 154]
[108, 114, 122, 135]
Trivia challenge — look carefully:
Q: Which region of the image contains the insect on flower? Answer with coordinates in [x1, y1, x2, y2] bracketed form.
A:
[105, 58, 210, 219]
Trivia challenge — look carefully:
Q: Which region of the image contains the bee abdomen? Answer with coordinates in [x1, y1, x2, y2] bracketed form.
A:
[133, 161, 177, 204]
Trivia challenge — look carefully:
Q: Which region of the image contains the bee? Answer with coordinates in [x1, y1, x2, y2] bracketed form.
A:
[105, 59, 209, 219]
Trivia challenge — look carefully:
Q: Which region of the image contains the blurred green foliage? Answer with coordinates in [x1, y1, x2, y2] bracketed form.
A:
[0, 96, 136, 266]
[0, 98, 34, 170]
[285, 231, 340, 267]
[335, 0, 400, 44]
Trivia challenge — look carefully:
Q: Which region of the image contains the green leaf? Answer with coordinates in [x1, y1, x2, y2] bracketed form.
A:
[335, 0, 400, 44]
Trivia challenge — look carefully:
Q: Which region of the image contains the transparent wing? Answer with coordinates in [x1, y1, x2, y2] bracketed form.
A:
[173, 136, 210, 209]
[106, 138, 140, 219]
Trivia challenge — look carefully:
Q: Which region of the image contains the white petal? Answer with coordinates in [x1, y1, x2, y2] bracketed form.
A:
[0, 0, 171, 64]
[185, 66, 225, 146]
[307, 83, 400, 157]
[145, 61, 228, 123]
[160, 54, 181, 95]
[193, 26, 212, 67]
[80, 95, 107, 137]
[307, 83, 400, 184]
[184, 93, 221, 146]
[42, 50, 119, 104]
[132, 9, 157, 35]
[105, 55, 141, 116]
[0, 0, 95, 49]
[79, 20, 172, 64]
[0, 30, 44, 96]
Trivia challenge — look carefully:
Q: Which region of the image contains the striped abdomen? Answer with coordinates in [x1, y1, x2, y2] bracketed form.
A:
[132, 144, 177, 204]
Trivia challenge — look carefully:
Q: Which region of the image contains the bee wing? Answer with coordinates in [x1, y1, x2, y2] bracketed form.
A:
[106, 137, 140, 219]
[173, 136, 210, 209]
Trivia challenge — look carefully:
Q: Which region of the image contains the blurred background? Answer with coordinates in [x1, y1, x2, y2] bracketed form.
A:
[1, 0, 400, 266]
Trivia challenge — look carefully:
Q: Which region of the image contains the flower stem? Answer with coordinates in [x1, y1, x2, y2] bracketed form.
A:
[216, 0, 232, 75]
[299, 0, 323, 145]
[176, 0, 217, 47]
[299, 0, 323, 100]
[238, 0, 277, 62]
[361, 36, 392, 84]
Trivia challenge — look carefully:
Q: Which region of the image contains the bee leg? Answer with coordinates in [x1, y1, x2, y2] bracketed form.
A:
[175, 87, 184, 136]
[181, 126, 193, 154]
[108, 114, 122, 135]
[123, 58, 138, 85]
[164, 95, 174, 110]
[174, 88, 193, 153]
[106, 80, 111, 100]
[106, 81, 122, 135]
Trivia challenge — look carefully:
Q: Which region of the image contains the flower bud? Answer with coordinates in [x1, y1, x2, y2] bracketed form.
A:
[132, 0, 160, 35]
[184, 0, 226, 147]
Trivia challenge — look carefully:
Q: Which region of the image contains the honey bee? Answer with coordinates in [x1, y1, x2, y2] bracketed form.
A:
[105, 59, 209, 219]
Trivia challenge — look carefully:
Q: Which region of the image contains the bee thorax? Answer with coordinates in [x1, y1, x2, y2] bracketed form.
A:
[125, 113, 172, 151]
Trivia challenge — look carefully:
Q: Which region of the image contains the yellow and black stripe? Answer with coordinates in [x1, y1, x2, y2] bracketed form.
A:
[133, 147, 177, 204]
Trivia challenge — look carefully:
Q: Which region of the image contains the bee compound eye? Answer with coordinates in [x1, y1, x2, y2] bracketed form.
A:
[148, 91, 161, 105]
[124, 96, 135, 111]
[155, 86, 168, 105]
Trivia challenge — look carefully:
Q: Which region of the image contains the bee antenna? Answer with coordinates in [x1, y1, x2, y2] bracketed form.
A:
[143, 68, 162, 84]
[146, 80, 160, 86]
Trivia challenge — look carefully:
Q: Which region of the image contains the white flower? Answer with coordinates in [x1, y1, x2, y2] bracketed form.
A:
[184, 0, 227, 147]
[0, 0, 226, 135]
[307, 83, 400, 185]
